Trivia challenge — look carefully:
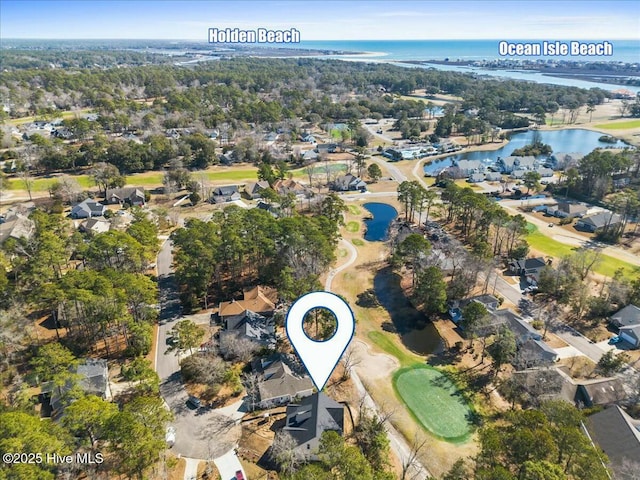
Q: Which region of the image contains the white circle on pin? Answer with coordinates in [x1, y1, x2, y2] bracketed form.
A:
[286, 291, 355, 391]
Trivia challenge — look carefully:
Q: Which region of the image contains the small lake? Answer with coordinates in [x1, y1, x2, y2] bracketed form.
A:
[363, 203, 398, 241]
[423, 128, 630, 175]
[374, 268, 442, 355]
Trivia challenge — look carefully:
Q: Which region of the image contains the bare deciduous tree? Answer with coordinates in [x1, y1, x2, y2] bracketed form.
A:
[341, 346, 361, 381]
[400, 432, 428, 480]
[271, 431, 305, 476]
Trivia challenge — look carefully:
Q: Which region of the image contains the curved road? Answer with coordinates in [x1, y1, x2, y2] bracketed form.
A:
[325, 238, 431, 480]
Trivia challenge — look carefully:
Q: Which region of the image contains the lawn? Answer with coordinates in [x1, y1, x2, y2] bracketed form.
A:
[351, 238, 365, 246]
[594, 119, 640, 130]
[393, 366, 472, 443]
[347, 205, 361, 215]
[345, 221, 360, 233]
[525, 223, 637, 279]
[367, 331, 422, 368]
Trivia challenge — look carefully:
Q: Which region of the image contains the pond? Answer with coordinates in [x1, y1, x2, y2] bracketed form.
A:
[363, 202, 398, 241]
[423, 128, 630, 175]
[373, 267, 442, 355]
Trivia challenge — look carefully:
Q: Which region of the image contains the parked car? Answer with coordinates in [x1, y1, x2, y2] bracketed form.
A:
[548, 223, 554, 227]
[165, 426, 176, 448]
[187, 396, 201, 409]
[608, 335, 622, 345]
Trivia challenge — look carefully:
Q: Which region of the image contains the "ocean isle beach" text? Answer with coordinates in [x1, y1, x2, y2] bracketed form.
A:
[498, 40, 613, 57]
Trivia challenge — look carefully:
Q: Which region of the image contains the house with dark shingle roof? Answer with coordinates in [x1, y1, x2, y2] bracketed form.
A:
[331, 174, 367, 192]
[244, 181, 270, 200]
[249, 354, 314, 410]
[586, 405, 640, 480]
[105, 187, 146, 206]
[576, 377, 626, 408]
[610, 304, 640, 329]
[280, 392, 344, 458]
[619, 325, 640, 349]
[71, 199, 106, 219]
[553, 202, 588, 218]
[509, 257, 548, 285]
[576, 211, 622, 233]
[219, 310, 276, 354]
[211, 185, 241, 203]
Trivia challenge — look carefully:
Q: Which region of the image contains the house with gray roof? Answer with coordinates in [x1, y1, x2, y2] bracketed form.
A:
[244, 181, 270, 200]
[219, 310, 276, 354]
[455, 159, 483, 175]
[515, 338, 559, 368]
[576, 211, 622, 233]
[71, 199, 106, 219]
[211, 185, 241, 203]
[610, 304, 640, 329]
[509, 257, 548, 285]
[576, 377, 626, 408]
[44, 359, 111, 418]
[485, 172, 502, 182]
[550, 152, 583, 170]
[105, 187, 146, 206]
[586, 405, 640, 480]
[281, 392, 344, 458]
[468, 172, 486, 183]
[499, 156, 536, 173]
[553, 202, 588, 219]
[249, 354, 314, 410]
[331, 174, 366, 192]
[619, 325, 640, 349]
[0, 214, 35, 245]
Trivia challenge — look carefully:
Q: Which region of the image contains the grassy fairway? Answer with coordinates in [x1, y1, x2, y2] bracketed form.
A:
[347, 205, 361, 215]
[595, 119, 640, 130]
[367, 331, 422, 367]
[525, 223, 637, 279]
[352, 239, 365, 246]
[346, 221, 360, 233]
[393, 366, 472, 442]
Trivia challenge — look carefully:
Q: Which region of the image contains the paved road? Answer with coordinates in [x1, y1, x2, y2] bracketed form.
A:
[155, 240, 243, 463]
[325, 238, 431, 480]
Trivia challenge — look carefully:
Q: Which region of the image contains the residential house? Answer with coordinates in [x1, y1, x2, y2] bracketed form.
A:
[219, 310, 276, 354]
[263, 132, 279, 145]
[44, 359, 112, 418]
[256, 200, 280, 217]
[211, 185, 241, 203]
[315, 143, 337, 154]
[273, 178, 309, 198]
[576, 212, 622, 233]
[468, 172, 486, 183]
[79, 218, 111, 234]
[331, 174, 367, 192]
[449, 294, 499, 323]
[301, 133, 316, 143]
[619, 325, 640, 349]
[249, 354, 314, 410]
[509, 257, 548, 285]
[576, 377, 626, 407]
[498, 156, 536, 174]
[610, 304, 640, 329]
[302, 149, 319, 162]
[511, 368, 577, 405]
[244, 181, 271, 200]
[280, 392, 344, 458]
[535, 167, 554, 177]
[515, 338, 559, 368]
[105, 187, 146, 207]
[0, 214, 35, 245]
[550, 152, 583, 170]
[217, 286, 277, 322]
[495, 309, 542, 344]
[553, 202, 588, 219]
[485, 172, 502, 182]
[510, 169, 527, 179]
[71, 199, 106, 219]
[219, 151, 236, 165]
[586, 405, 640, 480]
[455, 159, 483, 176]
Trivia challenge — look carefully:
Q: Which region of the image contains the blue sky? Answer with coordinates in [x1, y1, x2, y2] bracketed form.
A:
[1, 1, 639, 40]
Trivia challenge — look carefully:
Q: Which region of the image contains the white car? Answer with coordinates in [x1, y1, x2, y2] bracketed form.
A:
[165, 426, 176, 448]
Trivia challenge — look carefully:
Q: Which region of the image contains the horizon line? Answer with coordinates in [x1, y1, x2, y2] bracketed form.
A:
[2, 37, 639, 42]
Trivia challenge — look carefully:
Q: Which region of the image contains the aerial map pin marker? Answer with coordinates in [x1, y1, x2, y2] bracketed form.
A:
[286, 291, 355, 391]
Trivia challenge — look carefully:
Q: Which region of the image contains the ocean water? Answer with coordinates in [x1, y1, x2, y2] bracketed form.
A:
[292, 39, 640, 63]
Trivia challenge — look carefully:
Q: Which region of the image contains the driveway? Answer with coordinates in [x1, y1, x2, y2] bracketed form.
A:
[214, 449, 245, 480]
[155, 240, 244, 460]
